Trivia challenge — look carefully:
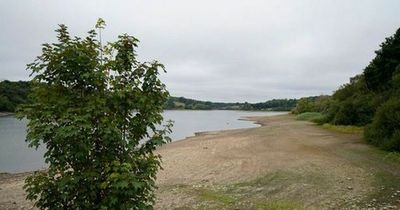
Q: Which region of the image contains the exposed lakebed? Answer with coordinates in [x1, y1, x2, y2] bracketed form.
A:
[0, 110, 285, 172]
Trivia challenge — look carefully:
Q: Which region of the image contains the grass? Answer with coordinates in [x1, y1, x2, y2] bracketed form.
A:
[382, 151, 400, 162]
[332, 144, 400, 207]
[367, 150, 400, 202]
[295, 112, 324, 122]
[255, 201, 305, 210]
[194, 188, 236, 205]
[165, 170, 328, 209]
[295, 112, 364, 134]
[180, 150, 400, 210]
[320, 123, 364, 134]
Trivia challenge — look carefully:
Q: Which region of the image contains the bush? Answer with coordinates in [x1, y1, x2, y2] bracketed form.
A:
[365, 97, 400, 151]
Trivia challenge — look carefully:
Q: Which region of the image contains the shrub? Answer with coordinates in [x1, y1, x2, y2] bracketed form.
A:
[365, 97, 400, 151]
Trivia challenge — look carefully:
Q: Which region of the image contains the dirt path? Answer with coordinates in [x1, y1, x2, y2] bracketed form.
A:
[1, 114, 400, 209]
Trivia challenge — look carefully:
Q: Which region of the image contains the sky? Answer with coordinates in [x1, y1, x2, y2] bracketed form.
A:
[1, 0, 399, 102]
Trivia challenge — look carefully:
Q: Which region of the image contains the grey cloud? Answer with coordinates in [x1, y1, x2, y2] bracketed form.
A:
[1, 0, 399, 102]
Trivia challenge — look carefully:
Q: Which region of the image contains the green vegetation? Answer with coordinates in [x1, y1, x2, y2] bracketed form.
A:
[320, 124, 364, 134]
[292, 95, 331, 114]
[165, 96, 297, 111]
[0, 87, 297, 112]
[160, 170, 324, 209]
[293, 28, 400, 151]
[365, 97, 400, 150]
[1, 82, 297, 112]
[1, 85, 296, 112]
[296, 112, 364, 134]
[295, 112, 324, 122]
[0, 80, 30, 112]
[17, 20, 171, 209]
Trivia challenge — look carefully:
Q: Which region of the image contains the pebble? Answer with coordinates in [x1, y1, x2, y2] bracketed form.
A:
[347, 186, 353, 190]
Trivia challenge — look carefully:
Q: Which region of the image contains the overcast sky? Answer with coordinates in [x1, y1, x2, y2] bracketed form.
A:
[1, 0, 399, 102]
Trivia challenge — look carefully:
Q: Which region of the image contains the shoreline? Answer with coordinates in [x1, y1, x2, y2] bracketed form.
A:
[157, 113, 283, 149]
[0, 112, 14, 117]
[0, 113, 280, 175]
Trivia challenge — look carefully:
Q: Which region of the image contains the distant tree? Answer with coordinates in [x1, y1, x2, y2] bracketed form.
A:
[0, 95, 13, 111]
[0, 80, 31, 112]
[242, 102, 253, 110]
[292, 97, 317, 114]
[17, 20, 171, 209]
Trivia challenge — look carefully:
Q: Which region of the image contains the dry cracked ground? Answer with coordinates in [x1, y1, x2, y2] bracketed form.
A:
[1, 114, 400, 210]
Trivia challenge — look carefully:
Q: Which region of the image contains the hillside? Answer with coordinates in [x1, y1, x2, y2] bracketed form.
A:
[165, 96, 297, 111]
[0, 81, 298, 112]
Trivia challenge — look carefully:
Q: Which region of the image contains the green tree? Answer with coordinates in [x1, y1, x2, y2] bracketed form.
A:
[292, 97, 315, 114]
[17, 20, 171, 209]
[364, 28, 400, 91]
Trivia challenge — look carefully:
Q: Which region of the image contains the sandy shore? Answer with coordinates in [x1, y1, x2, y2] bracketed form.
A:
[1, 114, 400, 209]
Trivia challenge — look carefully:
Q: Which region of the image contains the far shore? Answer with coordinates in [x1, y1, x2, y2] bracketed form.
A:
[1, 114, 400, 209]
[0, 112, 14, 117]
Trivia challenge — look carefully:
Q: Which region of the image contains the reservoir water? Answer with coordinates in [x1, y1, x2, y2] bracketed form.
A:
[0, 110, 285, 173]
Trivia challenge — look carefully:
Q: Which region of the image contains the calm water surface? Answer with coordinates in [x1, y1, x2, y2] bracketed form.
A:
[0, 110, 285, 172]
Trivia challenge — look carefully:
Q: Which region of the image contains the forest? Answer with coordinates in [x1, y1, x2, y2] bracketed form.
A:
[293, 28, 400, 151]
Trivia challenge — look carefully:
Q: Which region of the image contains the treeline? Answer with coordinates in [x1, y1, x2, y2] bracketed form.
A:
[293, 28, 400, 151]
[0, 80, 31, 112]
[1, 82, 297, 112]
[165, 96, 297, 111]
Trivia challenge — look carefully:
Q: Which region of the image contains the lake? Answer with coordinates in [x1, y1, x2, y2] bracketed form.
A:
[0, 110, 285, 173]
